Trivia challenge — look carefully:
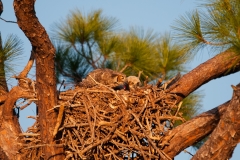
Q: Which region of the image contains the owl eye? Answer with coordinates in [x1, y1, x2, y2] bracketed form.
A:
[117, 75, 124, 82]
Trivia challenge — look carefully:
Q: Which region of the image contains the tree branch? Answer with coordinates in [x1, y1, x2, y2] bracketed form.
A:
[1, 86, 35, 118]
[0, 86, 35, 159]
[167, 50, 240, 102]
[161, 49, 240, 158]
[162, 100, 228, 158]
[192, 85, 240, 160]
[16, 50, 35, 78]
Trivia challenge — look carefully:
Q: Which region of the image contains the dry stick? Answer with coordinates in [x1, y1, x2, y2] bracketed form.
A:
[82, 96, 95, 144]
[106, 148, 121, 160]
[144, 76, 149, 86]
[19, 133, 40, 137]
[130, 112, 171, 160]
[49, 89, 81, 112]
[88, 75, 127, 106]
[27, 115, 36, 119]
[138, 70, 143, 78]
[67, 130, 77, 152]
[132, 134, 148, 159]
[58, 79, 65, 98]
[16, 50, 35, 78]
[0, 17, 17, 23]
[79, 115, 123, 156]
[20, 100, 33, 110]
[112, 138, 158, 159]
[72, 128, 84, 146]
[53, 104, 64, 138]
[21, 143, 64, 150]
[148, 93, 156, 109]
[120, 63, 130, 73]
[86, 94, 97, 143]
[174, 101, 183, 116]
[184, 149, 194, 156]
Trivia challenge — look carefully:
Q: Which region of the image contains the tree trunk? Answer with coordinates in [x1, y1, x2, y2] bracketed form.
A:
[162, 100, 228, 158]
[192, 85, 240, 160]
[13, 0, 64, 159]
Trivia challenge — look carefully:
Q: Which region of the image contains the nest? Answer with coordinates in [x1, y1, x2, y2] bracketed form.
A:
[19, 82, 185, 159]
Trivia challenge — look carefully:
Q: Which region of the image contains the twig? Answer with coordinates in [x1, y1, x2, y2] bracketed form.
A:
[20, 100, 33, 110]
[58, 79, 65, 99]
[53, 104, 65, 138]
[138, 70, 143, 78]
[27, 115, 37, 119]
[16, 50, 35, 79]
[184, 149, 194, 156]
[82, 96, 94, 143]
[120, 63, 130, 73]
[78, 115, 123, 156]
[131, 112, 172, 160]
[19, 133, 40, 137]
[21, 143, 64, 149]
[0, 17, 17, 23]
[174, 101, 183, 116]
[88, 75, 127, 106]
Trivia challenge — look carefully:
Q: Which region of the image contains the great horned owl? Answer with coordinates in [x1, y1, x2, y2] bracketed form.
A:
[127, 76, 141, 90]
[78, 69, 127, 88]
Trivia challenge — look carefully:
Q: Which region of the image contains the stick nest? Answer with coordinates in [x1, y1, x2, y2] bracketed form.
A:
[19, 83, 185, 159]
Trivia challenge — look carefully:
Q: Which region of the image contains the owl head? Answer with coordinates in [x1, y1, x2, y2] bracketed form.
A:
[112, 74, 127, 83]
[127, 76, 141, 90]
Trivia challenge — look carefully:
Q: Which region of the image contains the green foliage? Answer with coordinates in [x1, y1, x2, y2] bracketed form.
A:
[0, 34, 23, 74]
[172, 0, 240, 53]
[53, 9, 119, 69]
[156, 33, 191, 80]
[112, 27, 161, 78]
[172, 10, 205, 52]
[54, 42, 91, 85]
[0, 33, 23, 90]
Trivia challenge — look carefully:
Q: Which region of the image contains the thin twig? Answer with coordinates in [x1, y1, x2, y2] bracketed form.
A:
[184, 149, 194, 156]
[0, 17, 17, 23]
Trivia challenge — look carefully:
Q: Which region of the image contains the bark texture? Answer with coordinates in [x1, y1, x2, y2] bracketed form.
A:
[0, 86, 35, 159]
[168, 50, 240, 102]
[192, 85, 240, 160]
[13, 0, 64, 159]
[162, 101, 228, 158]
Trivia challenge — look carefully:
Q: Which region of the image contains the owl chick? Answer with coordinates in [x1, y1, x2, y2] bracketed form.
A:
[127, 76, 141, 91]
[78, 69, 127, 88]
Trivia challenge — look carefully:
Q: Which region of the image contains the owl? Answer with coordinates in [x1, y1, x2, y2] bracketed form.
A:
[78, 69, 127, 88]
[127, 76, 141, 90]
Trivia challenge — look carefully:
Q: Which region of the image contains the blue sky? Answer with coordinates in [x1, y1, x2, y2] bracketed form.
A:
[1, 0, 240, 159]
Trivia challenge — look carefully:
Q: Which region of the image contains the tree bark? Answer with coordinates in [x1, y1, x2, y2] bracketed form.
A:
[192, 85, 240, 160]
[168, 50, 240, 102]
[0, 86, 35, 159]
[13, 0, 64, 159]
[162, 100, 228, 158]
